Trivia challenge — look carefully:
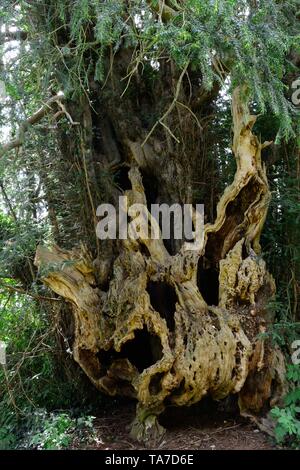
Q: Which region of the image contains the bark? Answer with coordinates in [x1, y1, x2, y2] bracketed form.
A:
[34, 86, 286, 445]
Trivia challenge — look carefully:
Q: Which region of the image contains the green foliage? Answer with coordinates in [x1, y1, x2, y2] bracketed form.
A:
[258, 316, 300, 348]
[271, 365, 300, 448]
[24, 411, 96, 450]
[0, 219, 46, 280]
[0, 411, 18, 450]
[0, 213, 14, 245]
[0, 289, 99, 449]
[26, 412, 75, 450]
[0, 407, 96, 450]
[261, 138, 300, 322]
[7, 0, 297, 138]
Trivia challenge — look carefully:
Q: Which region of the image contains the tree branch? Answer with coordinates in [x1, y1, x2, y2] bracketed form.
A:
[0, 281, 61, 302]
[0, 93, 67, 159]
[142, 62, 189, 147]
[146, 0, 178, 21]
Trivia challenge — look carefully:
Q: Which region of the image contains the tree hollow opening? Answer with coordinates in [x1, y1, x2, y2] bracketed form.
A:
[147, 281, 177, 331]
[197, 259, 219, 306]
[120, 327, 163, 372]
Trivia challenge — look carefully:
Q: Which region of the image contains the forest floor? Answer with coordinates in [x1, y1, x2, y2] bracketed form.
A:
[71, 401, 276, 450]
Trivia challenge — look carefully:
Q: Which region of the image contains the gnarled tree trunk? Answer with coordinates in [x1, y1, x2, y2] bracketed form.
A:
[34, 86, 286, 445]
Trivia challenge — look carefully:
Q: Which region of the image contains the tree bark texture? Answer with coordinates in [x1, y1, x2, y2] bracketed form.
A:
[34, 85, 286, 444]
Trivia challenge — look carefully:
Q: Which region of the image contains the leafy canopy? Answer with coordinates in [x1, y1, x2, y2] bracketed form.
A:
[11, 0, 297, 140]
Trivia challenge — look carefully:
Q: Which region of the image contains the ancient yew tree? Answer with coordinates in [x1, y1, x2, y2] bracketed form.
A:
[1, 1, 299, 444]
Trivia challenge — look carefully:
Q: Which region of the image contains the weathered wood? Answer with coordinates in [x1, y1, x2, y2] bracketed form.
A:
[35, 87, 286, 445]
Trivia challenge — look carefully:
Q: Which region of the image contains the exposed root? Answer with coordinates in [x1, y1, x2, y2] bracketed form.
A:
[130, 404, 166, 447]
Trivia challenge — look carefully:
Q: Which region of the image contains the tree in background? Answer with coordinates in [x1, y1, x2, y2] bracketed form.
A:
[0, 1, 299, 445]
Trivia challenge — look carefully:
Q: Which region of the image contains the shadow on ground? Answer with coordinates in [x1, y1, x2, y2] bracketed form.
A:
[71, 397, 275, 450]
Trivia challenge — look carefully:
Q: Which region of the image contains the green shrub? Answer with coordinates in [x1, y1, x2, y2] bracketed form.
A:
[19, 410, 96, 450]
[0, 288, 99, 449]
[271, 364, 300, 448]
[26, 412, 75, 450]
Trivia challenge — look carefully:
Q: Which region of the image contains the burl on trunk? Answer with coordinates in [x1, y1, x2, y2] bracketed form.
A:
[35, 87, 286, 444]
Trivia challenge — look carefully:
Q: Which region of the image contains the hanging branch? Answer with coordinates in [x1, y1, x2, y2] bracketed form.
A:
[141, 62, 189, 147]
[0, 281, 61, 302]
[0, 93, 77, 159]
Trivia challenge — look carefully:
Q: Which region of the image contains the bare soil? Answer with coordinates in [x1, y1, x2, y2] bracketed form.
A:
[71, 400, 276, 450]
